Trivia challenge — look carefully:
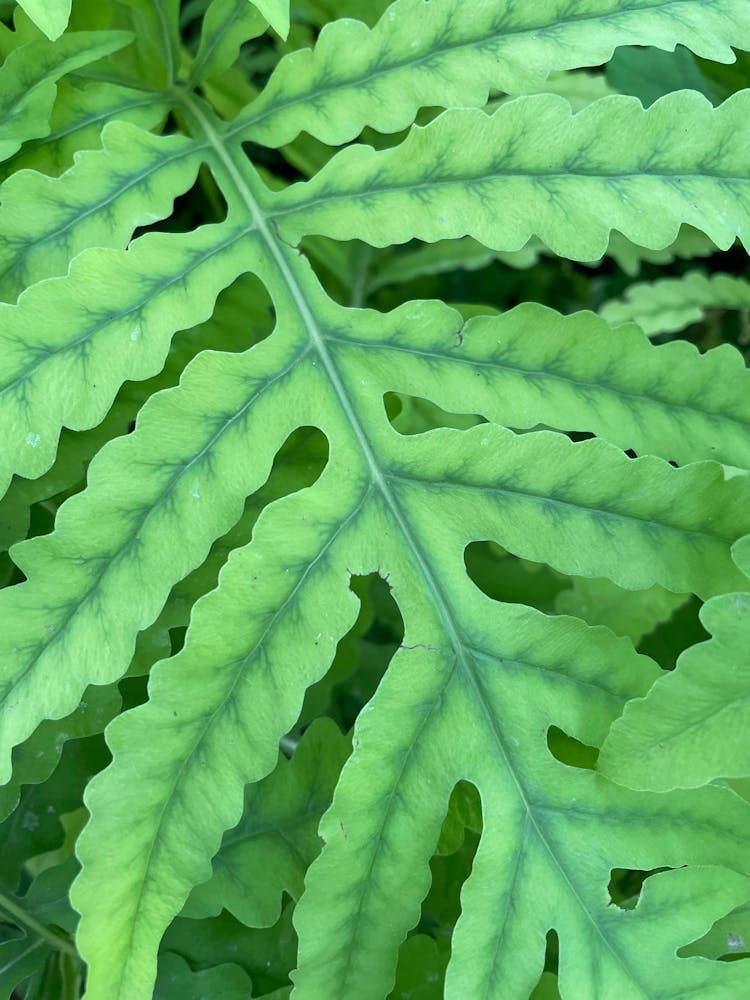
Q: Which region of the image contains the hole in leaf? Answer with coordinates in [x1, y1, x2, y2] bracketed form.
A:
[385, 392, 484, 436]
[127, 427, 328, 682]
[163, 902, 298, 993]
[543, 929, 560, 977]
[637, 595, 709, 671]
[296, 572, 404, 735]
[130, 164, 228, 241]
[608, 868, 672, 910]
[464, 541, 566, 612]
[546, 726, 599, 771]
[416, 782, 482, 956]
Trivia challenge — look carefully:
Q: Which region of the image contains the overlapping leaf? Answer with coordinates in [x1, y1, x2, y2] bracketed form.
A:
[0, 29, 132, 162]
[599, 535, 750, 790]
[601, 270, 750, 337]
[240, 0, 750, 146]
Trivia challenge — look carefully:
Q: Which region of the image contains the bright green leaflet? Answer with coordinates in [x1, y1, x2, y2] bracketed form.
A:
[0, 28, 132, 161]
[600, 271, 750, 337]
[0, 3, 749, 999]
[599, 535, 750, 790]
[15, 0, 71, 40]
[251, 0, 289, 38]
[239, 0, 750, 146]
[272, 92, 750, 260]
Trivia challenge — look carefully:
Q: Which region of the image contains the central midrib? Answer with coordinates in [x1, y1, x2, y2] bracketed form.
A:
[185, 95, 655, 996]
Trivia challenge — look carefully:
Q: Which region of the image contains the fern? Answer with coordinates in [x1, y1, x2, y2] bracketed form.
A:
[1, 1, 750, 998]
[600, 270, 750, 337]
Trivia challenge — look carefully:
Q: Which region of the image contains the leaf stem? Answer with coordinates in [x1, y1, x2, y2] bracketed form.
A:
[0, 890, 78, 958]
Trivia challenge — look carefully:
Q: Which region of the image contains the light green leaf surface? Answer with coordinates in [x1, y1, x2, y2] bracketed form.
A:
[251, 0, 289, 38]
[0, 123, 202, 301]
[294, 615, 750, 997]
[3, 268, 749, 799]
[188, 0, 267, 85]
[0, 30, 133, 162]
[599, 536, 750, 790]
[320, 302, 750, 469]
[600, 271, 750, 337]
[65, 266, 750, 999]
[3, 80, 170, 178]
[15, 0, 71, 40]
[0, 221, 258, 494]
[271, 92, 750, 261]
[240, 0, 750, 146]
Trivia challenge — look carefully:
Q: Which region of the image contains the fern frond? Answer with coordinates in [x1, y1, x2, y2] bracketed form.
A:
[271, 91, 750, 260]
[188, 0, 268, 86]
[0, 29, 133, 162]
[1, 6, 750, 999]
[601, 270, 750, 336]
[0, 222, 256, 492]
[5, 80, 171, 178]
[250, 0, 290, 39]
[0, 124, 202, 300]
[240, 0, 750, 146]
[320, 302, 750, 468]
[599, 535, 750, 789]
[0, 80, 745, 995]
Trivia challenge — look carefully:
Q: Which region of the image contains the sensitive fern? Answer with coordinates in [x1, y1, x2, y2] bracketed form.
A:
[1, 1, 750, 998]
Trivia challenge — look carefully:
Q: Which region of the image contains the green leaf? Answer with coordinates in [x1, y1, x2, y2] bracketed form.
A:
[270, 91, 750, 261]
[67, 307, 749, 999]
[554, 578, 688, 644]
[15, 0, 71, 41]
[599, 535, 750, 790]
[606, 44, 712, 105]
[600, 271, 750, 338]
[240, 0, 750, 146]
[0, 29, 133, 162]
[4, 79, 170, 178]
[300, 301, 750, 469]
[154, 953, 253, 1000]
[183, 718, 349, 926]
[293, 626, 750, 997]
[0, 12, 747, 998]
[3, 274, 749, 796]
[0, 122, 203, 301]
[250, 0, 289, 39]
[0, 683, 120, 821]
[188, 0, 268, 85]
[0, 220, 257, 494]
